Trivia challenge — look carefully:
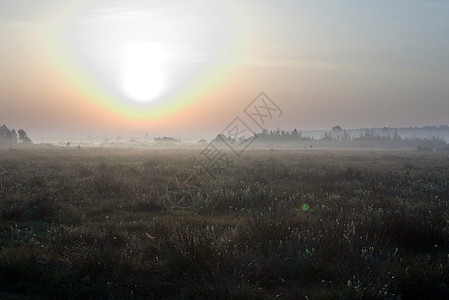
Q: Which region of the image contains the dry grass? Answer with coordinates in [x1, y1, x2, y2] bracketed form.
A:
[0, 148, 449, 299]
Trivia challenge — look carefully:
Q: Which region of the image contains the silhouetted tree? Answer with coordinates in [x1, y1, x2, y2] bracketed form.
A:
[291, 128, 300, 139]
[10, 129, 18, 143]
[18, 129, 32, 144]
[332, 125, 343, 132]
[0, 124, 17, 144]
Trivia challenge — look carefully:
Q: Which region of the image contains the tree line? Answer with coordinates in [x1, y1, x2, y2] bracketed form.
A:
[0, 124, 31, 144]
[213, 126, 447, 146]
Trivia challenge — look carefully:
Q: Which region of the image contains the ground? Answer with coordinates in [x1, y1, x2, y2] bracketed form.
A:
[0, 147, 449, 299]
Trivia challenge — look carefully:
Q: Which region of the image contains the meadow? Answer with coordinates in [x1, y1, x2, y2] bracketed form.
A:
[0, 147, 449, 299]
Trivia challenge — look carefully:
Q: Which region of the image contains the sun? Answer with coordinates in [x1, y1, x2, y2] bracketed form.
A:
[120, 41, 167, 104]
[62, 2, 239, 109]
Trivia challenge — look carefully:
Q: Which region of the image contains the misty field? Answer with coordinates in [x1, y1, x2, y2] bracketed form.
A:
[1, 148, 449, 299]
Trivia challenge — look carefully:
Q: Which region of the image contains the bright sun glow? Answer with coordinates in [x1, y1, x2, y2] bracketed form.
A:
[63, 2, 236, 108]
[121, 41, 167, 103]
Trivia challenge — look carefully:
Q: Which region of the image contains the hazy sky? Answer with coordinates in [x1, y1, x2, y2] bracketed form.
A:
[1, 0, 449, 141]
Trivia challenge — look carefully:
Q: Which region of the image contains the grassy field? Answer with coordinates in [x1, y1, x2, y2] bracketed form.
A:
[1, 147, 449, 299]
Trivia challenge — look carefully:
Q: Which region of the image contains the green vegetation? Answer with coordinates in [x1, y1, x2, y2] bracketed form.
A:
[1, 148, 449, 299]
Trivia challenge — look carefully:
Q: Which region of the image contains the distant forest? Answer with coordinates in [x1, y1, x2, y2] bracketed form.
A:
[214, 126, 449, 151]
[0, 124, 32, 144]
